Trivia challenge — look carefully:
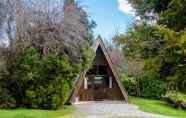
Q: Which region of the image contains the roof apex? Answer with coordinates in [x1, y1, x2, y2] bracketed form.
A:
[95, 35, 104, 47]
[97, 34, 102, 40]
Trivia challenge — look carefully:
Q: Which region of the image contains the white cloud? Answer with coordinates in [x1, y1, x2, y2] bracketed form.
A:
[117, 0, 135, 15]
[0, 27, 9, 47]
[0, 33, 9, 47]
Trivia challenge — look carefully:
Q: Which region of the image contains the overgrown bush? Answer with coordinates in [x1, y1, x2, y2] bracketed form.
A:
[163, 91, 186, 109]
[122, 76, 136, 96]
[15, 48, 40, 107]
[140, 78, 167, 99]
[0, 58, 16, 108]
[0, 80, 16, 109]
[15, 48, 80, 109]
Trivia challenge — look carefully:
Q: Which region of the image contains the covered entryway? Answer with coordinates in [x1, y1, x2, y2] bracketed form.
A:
[79, 64, 114, 101]
[81, 76, 111, 101]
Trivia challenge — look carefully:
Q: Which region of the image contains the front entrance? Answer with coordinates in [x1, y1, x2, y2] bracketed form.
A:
[77, 74, 111, 101]
[91, 76, 107, 100]
[80, 75, 108, 101]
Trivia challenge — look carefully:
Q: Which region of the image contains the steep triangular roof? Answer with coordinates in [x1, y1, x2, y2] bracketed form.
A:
[95, 35, 128, 101]
[69, 36, 128, 103]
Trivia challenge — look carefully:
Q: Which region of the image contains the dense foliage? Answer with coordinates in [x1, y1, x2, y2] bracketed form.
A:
[0, 80, 16, 109]
[115, 0, 186, 104]
[0, 0, 95, 109]
[14, 48, 81, 109]
[118, 23, 185, 92]
[140, 78, 166, 99]
[122, 76, 166, 99]
[122, 76, 136, 96]
[163, 91, 186, 109]
[128, 0, 186, 31]
[0, 48, 16, 108]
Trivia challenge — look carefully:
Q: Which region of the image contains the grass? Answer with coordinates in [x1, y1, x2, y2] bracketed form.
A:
[129, 96, 186, 118]
[0, 106, 74, 118]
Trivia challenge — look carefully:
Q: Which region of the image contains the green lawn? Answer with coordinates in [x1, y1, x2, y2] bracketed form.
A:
[129, 96, 186, 118]
[0, 106, 74, 118]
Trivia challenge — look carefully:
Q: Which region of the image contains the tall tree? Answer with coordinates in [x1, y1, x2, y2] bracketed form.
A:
[115, 0, 186, 93]
[0, 0, 95, 108]
[128, 0, 186, 31]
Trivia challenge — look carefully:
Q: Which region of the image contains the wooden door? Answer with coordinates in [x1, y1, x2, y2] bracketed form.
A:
[93, 76, 106, 100]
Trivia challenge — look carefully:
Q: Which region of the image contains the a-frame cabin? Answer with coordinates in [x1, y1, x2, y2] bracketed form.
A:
[69, 36, 128, 103]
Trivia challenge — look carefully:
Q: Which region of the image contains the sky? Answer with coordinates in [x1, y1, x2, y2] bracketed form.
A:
[0, 0, 135, 46]
[78, 0, 135, 41]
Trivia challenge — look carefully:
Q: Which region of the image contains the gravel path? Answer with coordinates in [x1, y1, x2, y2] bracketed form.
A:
[64, 101, 175, 118]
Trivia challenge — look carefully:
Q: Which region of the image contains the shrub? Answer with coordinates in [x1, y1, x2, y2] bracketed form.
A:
[140, 78, 167, 99]
[122, 76, 136, 96]
[26, 55, 77, 109]
[15, 48, 40, 107]
[15, 48, 79, 109]
[163, 91, 186, 109]
[1, 45, 92, 109]
[0, 60, 16, 108]
[0, 85, 16, 109]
